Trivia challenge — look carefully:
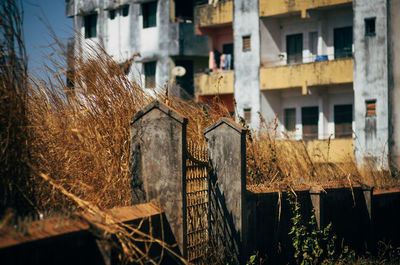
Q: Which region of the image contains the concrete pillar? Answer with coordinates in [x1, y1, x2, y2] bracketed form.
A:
[309, 188, 324, 229]
[362, 185, 375, 250]
[204, 118, 248, 264]
[130, 100, 187, 256]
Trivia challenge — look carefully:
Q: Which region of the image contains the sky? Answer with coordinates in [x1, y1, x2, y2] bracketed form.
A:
[23, 0, 73, 76]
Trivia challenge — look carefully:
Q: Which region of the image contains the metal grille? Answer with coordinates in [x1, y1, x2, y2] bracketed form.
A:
[186, 141, 209, 263]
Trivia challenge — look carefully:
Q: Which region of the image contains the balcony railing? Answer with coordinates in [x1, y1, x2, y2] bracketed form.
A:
[259, 0, 352, 18]
[194, 70, 234, 96]
[260, 57, 354, 91]
[194, 0, 233, 28]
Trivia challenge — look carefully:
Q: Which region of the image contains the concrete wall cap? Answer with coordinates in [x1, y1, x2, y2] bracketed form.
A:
[203, 117, 248, 135]
[130, 100, 188, 125]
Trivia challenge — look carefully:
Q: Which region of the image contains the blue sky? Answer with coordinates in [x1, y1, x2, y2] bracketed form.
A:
[23, 0, 73, 76]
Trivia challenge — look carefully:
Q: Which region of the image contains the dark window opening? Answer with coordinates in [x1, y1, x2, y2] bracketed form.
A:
[222, 43, 234, 70]
[119, 62, 131, 75]
[365, 17, 376, 36]
[366, 100, 376, 117]
[175, 60, 194, 100]
[144, 61, 156, 88]
[284, 108, 296, 132]
[244, 108, 251, 123]
[287, 33, 303, 64]
[109, 9, 116, 20]
[121, 5, 129, 17]
[242, 36, 251, 52]
[334, 26, 353, 59]
[143, 1, 157, 28]
[84, 13, 97, 39]
[175, 0, 193, 22]
[334, 104, 353, 138]
[302, 106, 318, 140]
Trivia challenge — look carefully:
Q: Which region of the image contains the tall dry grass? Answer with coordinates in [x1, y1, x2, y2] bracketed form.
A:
[2, 37, 399, 216]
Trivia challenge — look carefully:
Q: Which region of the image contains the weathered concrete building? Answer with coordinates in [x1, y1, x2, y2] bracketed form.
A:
[353, 0, 400, 169]
[194, 0, 400, 168]
[194, 0, 355, 162]
[65, 0, 209, 98]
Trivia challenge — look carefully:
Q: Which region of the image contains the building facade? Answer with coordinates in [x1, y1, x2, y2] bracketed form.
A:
[66, 0, 209, 98]
[66, 0, 400, 169]
[194, 0, 400, 169]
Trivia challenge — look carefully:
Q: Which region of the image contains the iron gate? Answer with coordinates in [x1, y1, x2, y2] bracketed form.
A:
[185, 141, 209, 263]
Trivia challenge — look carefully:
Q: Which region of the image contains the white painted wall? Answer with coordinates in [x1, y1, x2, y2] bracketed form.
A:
[261, 85, 353, 140]
[260, 6, 353, 67]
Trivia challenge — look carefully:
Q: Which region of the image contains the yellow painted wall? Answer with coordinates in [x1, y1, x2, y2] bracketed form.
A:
[194, 0, 233, 28]
[260, 58, 353, 91]
[259, 0, 352, 18]
[194, 71, 234, 96]
[305, 138, 354, 163]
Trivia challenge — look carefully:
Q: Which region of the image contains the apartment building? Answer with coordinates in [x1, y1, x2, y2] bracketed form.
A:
[194, 0, 400, 168]
[65, 0, 209, 98]
[194, 0, 235, 113]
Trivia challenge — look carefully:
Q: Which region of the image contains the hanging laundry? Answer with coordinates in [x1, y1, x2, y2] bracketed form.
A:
[220, 54, 226, 70]
[225, 54, 232, 70]
[209, 51, 215, 71]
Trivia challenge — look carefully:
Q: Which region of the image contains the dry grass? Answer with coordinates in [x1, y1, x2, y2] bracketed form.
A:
[246, 118, 400, 192]
[3, 37, 399, 214]
[1, 26, 400, 263]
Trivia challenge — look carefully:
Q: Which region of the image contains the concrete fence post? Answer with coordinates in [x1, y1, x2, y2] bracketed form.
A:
[130, 100, 188, 256]
[309, 188, 324, 229]
[204, 118, 248, 264]
[362, 185, 374, 250]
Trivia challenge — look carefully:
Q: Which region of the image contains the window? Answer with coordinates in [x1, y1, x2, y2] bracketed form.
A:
[365, 17, 376, 36]
[366, 100, 376, 117]
[175, 0, 193, 21]
[309, 32, 318, 61]
[84, 13, 97, 39]
[302, 106, 318, 140]
[144, 61, 156, 88]
[175, 60, 194, 99]
[287, 33, 303, 64]
[334, 26, 353, 59]
[121, 5, 129, 17]
[244, 108, 251, 123]
[109, 9, 116, 20]
[119, 62, 131, 75]
[242, 36, 251, 52]
[143, 1, 157, 28]
[334, 105, 353, 138]
[284, 108, 296, 132]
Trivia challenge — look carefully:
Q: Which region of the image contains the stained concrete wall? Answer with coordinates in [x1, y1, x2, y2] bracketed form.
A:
[130, 101, 187, 255]
[389, 0, 400, 168]
[353, 0, 390, 168]
[204, 118, 249, 264]
[233, 0, 261, 129]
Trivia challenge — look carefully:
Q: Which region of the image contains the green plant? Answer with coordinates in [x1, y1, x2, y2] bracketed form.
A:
[287, 192, 354, 265]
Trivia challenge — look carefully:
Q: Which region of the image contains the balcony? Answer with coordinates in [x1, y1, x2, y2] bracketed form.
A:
[259, 0, 352, 18]
[260, 58, 353, 91]
[195, 71, 234, 96]
[194, 0, 233, 28]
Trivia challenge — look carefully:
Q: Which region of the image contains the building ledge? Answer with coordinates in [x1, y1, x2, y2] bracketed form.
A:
[259, 0, 352, 18]
[194, 0, 233, 28]
[195, 70, 234, 96]
[260, 58, 354, 92]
